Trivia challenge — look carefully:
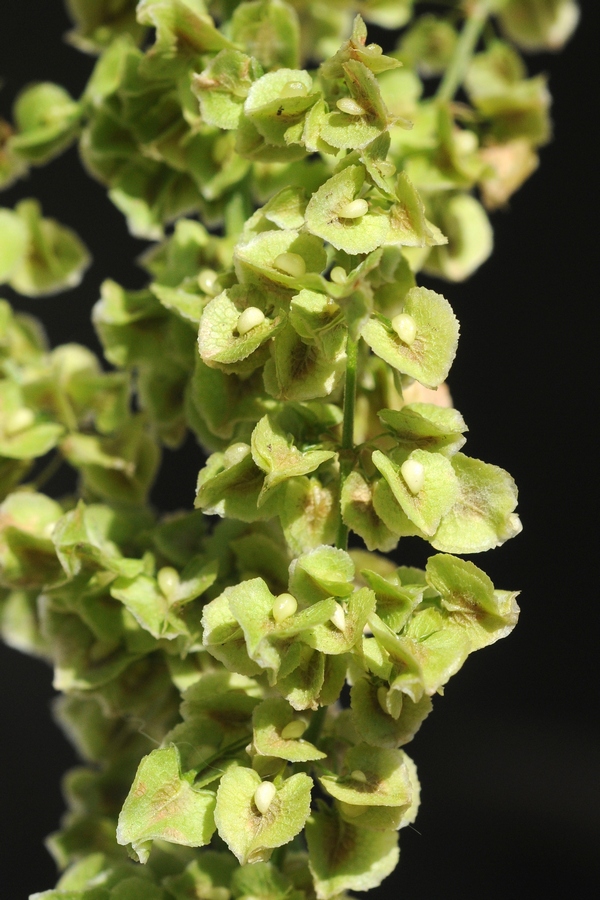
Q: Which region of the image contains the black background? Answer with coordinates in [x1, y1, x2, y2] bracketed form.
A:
[1, 2, 598, 897]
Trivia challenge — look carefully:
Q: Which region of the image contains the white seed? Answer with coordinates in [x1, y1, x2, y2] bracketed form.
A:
[273, 252, 306, 278]
[338, 199, 369, 219]
[339, 801, 366, 818]
[281, 720, 307, 740]
[377, 685, 389, 715]
[272, 592, 297, 623]
[198, 269, 219, 295]
[400, 458, 425, 495]
[224, 442, 251, 467]
[330, 266, 347, 284]
[350, 770, 367, 783]
[499, 512, 523, 541]
[236, 306, 265, 335]
[5, 408, 35, 435]
[379, 160, 396, 177]
[254, 780, 277, 815]
[391, 312, 417, 345]
[454, 128, 478, 154]
[330, 603, 346, 632]
[337, 97, 366, 116]
[507, 513, 523, 535]
[281, 80, 308, 98]
[158, 566, 180, 599]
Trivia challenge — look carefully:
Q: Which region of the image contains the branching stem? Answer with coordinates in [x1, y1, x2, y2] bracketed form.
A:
[336, 332, 358, 550]
[436, 1, 490, 103]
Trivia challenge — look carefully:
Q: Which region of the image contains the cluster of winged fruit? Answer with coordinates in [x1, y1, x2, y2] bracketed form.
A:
[0, 1, 577, 898]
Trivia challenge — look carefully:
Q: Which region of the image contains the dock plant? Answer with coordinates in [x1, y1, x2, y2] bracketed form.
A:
[0, 1, 578, 897]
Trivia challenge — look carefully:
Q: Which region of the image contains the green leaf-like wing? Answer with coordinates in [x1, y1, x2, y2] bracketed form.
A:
[431, 453, 520, 553]
[116, 745, 216, 862]
[362, 287, 459, 388]
[215, 766, 312, 865]
[305, 166, 389, 255]
[306, 805, 399, 899]
[372, 448, 458, 536]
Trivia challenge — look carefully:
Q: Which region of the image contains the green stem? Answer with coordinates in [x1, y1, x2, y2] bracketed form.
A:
[193, 734, 251, 777]
[436, 1, 490, 103]
[303, 704, 327, 746]
[29, 451, 63, 491]
[336, 332, 358, 550]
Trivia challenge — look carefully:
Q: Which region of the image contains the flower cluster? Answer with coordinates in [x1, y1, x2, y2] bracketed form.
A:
[0, 2, 577, 899]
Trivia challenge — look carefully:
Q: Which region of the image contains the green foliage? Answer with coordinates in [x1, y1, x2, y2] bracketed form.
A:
[0, 1, 577, 897]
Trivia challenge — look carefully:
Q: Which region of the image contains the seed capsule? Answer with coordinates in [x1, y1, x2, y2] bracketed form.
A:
[281, 720, 307, 740]
[350, 770, 367, 783]
[236, 306, 265, 335]
[5, 408, 35, 435]
[499, 512, 523, 541]
[391, 312, 417, 345]
[224, 442, 251, 467]
[330, 266, 347, 284]
[379, 160, 396, 177]
[158, 566, 180, 599]
[198, 269, 219, 295]
[273, 252, 306, 278]
[254, 780, 277, 815]
[281, 80, 308, 98]
[338, 199, 369, 219]
[377, 685, 389, 715]
[339, 801, 366, 818]
[272, 592, 297, 623]
[400, 458, 425, 495]
[330, 603, 346, 632]
[337, 97, 366, 116]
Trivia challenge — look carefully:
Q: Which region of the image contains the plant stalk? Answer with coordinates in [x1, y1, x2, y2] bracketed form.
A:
[436, 1, 490, 103]
[336, 332, 358, 550]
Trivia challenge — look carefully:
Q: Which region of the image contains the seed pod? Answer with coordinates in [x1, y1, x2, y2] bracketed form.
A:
[350, 770, 367, 783]
[254, 780, 277, 815]
[339, 801, 366, 818]
[330, 265, 347, 283]
[337, 97, 366, 116]
[236, 306, 265, 335]
[281, 720, 307, 740]
[377, 685, 389, 715]
[338, 199, 369, 219]
[330, 603, 346, 631]
[272, 592, 298, 623]
[391, 312, 418, 345]
[5, 408, 35, 434]
[281, 81, 308, 98]
[198, 269, 219, 294]
[223, 442, 251, 467]
[273, 252, 306, 277]
[157, 567, 179, 599]
[400, 458, 425, 495]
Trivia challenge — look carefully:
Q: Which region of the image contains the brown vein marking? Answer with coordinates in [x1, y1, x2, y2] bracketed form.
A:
[133, 780, 147, 798]
[289, 338, 318, 382]
[303, 482, 334, 528]
[324, 811, 360, 868]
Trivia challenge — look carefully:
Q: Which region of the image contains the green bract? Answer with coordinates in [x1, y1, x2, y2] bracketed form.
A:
[214, 767, 313, 864]
[1, 0, 569, 896]
[117, 745, 216, 862]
